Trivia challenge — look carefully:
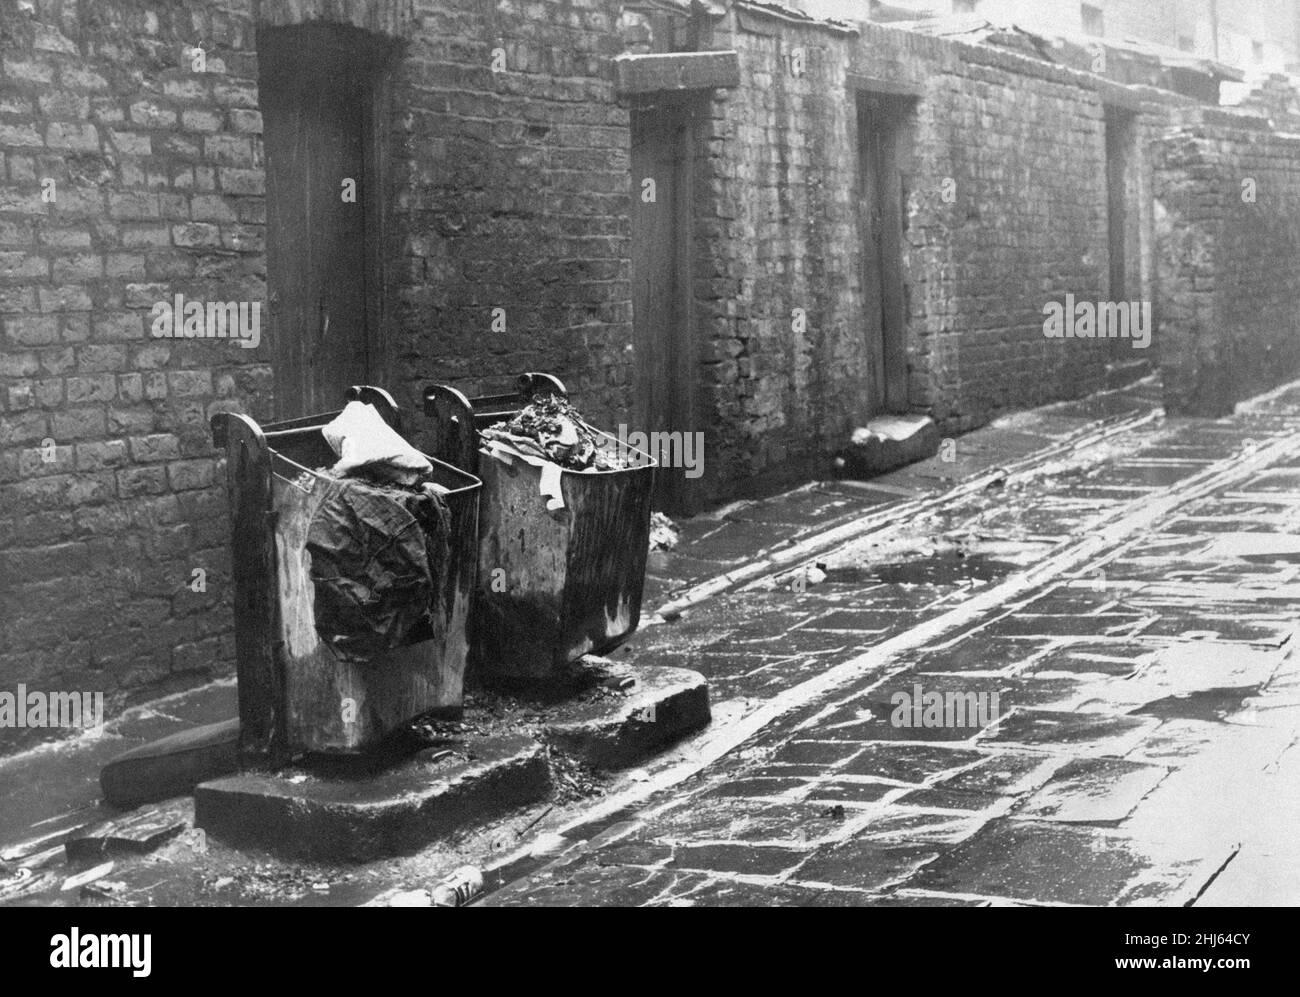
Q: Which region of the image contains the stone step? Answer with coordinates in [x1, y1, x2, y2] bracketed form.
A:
[100, 717, 240, 809]
[194, 734, 549, 863]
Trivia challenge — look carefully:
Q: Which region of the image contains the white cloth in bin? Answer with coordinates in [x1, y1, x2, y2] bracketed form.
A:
[482, 439, 568, 512]
[323, 401, 432, 485]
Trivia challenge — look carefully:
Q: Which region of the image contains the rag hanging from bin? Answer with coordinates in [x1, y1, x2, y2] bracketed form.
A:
[305, 402, 451, 662]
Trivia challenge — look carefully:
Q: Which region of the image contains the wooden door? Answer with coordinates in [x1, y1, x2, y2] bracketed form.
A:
[260, 24, 378, 419]
[858, 95, 908, 414]
[630, 98, 695, 512]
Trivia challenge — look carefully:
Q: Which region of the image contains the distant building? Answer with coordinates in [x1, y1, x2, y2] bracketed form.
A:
[798, 0, 1300, 73]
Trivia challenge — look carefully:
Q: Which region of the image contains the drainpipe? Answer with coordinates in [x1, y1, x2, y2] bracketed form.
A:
[1209, 0, 1220, 61]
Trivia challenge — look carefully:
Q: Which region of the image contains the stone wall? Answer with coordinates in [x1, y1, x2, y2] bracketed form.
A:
[1154, 104, 1300, 416]
[381, 0, 635, 430]
[0, 0, 265, 748]
[694, 11, 1165, 497]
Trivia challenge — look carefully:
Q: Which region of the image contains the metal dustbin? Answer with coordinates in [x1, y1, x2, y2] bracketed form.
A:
[421, 374, 655, 679]
[211, 386, 481, 767]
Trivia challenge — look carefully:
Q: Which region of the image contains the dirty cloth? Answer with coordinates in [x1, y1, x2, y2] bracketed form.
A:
[323, 400, 433, 486]
[306, 475, 451, 663]
[479, 394, 624, 472]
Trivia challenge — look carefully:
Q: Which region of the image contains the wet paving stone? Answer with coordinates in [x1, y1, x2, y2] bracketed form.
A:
[977, 709, 1156, 755]
[796, 607, 913, 632]
[767, 739, 865, 767]
[1232, 468, 1300, 493]
[1135, 615, 1292, 645]
[743, 762, 826, 780]
[593, 840, 675, 867]
[904, 818, 1221, 906]
[729, 488, 874, 529]
[726, 629, 859, 653]
[896, 787, 1007, 812]
[1013, 757, 1168, 824]
[700, 776, 809, 800]
[853, 810, 988, 845]
[484, 863, 702, 907]
[721, 611, 821, 642]
[667, 843, 808, 877]
[1093, 462, 1206, 488]
[1027, 641, 1156, 677]
[933, 750, 1059, 796]
[650, 877, 880, 907]
[647, 799, 845, 846]
[980, 614, 1153, 638]
[803, 780, 898, 804]
[837, 743, 987, 784]
[909, 635, 1053, 672]
[791, 840, 943, 892]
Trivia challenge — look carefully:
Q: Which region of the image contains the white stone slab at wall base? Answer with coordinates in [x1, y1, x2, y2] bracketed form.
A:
[852, 414, 934, 446]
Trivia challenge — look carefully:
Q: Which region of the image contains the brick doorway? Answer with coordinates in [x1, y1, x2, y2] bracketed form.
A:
[630, 95, 699, 513]
[258, 22, 393, 419]
[857, 92, 910, 415]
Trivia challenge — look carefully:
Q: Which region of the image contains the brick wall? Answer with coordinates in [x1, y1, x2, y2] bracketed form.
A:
[696, 11, 1162, 496]
[697, 10, 864, 494]
[1153, 103, 1300, 416]
[383, 0, 634, 432]
[0, 0, 266, 748]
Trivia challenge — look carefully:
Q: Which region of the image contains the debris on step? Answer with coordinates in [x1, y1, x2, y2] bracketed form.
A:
[64, 807, 189, 862]
[834, 414, 940, 477]
[649, 511, 679, 551]
[431, 865, 484, 907]
[61, 861, 114, 893]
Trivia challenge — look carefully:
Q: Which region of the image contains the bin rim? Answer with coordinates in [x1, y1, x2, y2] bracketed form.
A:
[478, 424, 658, 476]
[267, 437, 483, 498]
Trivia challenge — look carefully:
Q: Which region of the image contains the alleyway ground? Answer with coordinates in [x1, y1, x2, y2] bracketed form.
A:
[3, 374, 1299, 906]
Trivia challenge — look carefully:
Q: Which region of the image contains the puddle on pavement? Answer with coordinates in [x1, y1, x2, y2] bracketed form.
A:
[1129, 685, 1264, 723]
[831, 541, 1052, 587]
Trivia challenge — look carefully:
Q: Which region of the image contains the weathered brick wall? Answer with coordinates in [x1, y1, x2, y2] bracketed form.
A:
[0, 0, 266, 748]
[698, 9, 864, 495]
[887, 29, 1114, 429]
[1153, 105, 1300, 416]
[698, 11, 1160, 494]
[385, 0, 634, 432]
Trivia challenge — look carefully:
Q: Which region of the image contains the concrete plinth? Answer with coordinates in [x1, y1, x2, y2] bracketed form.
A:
[544, 664, 711, 769]
[194, 734, 549, 862]
[181, 664, 711, 862]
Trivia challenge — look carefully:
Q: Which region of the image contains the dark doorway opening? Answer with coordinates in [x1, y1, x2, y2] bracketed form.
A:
[630, 95, 698, 513]
[1104, 105, 1137, 362]
[258, 23, 394, 419]
[857, 92, 910, 415]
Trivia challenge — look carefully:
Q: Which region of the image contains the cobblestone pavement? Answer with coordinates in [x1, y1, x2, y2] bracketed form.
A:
[486, 383, 1300, 906]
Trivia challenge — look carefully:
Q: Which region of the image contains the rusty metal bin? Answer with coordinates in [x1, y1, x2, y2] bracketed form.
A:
[421, 374, 655, 679]
[211, 386, 481, 767]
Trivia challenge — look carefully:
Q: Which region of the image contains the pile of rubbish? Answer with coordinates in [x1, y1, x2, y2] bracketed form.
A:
[480, 394, 627, 472]
[306, 401, 452, 662]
